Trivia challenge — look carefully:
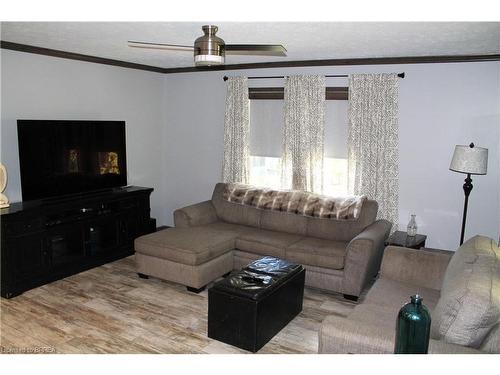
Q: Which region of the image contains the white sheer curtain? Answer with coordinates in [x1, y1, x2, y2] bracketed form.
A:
[282, 75, 326, 193]
[348, 73, 399, 230]
[222, 76, 250, 184]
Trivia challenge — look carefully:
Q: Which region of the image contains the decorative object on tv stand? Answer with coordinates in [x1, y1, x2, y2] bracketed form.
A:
[406, 214, 417, 237]
[394, 294, 431, 354]
[0, 163, 10, 208]
[449, 143, 488, 245]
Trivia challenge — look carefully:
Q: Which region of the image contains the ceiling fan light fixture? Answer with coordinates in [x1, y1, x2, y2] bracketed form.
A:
[193, 25, 225, 67]
[194, 54, 225, 66]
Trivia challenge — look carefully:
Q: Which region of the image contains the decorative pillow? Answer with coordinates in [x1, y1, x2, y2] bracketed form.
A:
[430, 235, 500, 348]
[223, 183, 366, 220]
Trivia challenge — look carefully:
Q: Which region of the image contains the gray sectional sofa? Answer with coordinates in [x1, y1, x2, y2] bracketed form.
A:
[135, 183, 392, 299]
[319, 235, 500, 354]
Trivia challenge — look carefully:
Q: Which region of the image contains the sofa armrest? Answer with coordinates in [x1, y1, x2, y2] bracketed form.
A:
[319, 315, 482, 354]
[342, 219, 392, 297]
[380, 246, 453, 291]
[173, 200, 218, 228]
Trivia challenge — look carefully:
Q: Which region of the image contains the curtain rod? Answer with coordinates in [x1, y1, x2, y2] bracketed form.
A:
[223, 72, 405, 81]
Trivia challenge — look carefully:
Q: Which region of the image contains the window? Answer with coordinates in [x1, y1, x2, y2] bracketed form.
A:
[323, 99, 349, 196]
[323, 157, 348, 196]
[249, 156, 282, 189]
[249, 99, 283, 188]
[249, 87, 349, 196]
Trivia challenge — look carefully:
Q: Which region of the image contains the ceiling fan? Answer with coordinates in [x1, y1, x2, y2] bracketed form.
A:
[128, 25, 287, 67]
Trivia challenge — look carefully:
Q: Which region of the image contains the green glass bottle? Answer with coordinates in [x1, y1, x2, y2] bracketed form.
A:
[394, 294, 431, 354]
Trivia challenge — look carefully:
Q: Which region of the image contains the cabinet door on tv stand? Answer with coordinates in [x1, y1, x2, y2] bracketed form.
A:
[47, 224, 86, 267]
[117, 212, 139, 246]
[139, 208, 155, 235]
[84, 217, 120, 256]
[5, 234, 49, 282]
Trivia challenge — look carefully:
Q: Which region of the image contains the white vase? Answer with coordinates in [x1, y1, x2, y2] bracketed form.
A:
[407, 214, 417, 237]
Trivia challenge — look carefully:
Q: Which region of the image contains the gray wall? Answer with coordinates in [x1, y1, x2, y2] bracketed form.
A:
[0, 50, 168, 224]
[163, 62, 500, 251]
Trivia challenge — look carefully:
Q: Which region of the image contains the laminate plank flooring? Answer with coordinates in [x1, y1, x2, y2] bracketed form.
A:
[0, 256, 361, 354]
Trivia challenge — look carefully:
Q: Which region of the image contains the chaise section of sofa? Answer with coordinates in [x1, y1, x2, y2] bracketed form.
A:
[135, 226, 235, 292]
[319, 235, 500, 354]
[135, 182, 392, 298]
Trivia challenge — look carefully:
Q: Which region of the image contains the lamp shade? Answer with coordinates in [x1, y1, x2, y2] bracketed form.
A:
[449, 143, 488, 175]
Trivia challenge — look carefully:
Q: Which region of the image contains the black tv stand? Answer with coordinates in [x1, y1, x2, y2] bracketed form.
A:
[0, 186, 156, 298]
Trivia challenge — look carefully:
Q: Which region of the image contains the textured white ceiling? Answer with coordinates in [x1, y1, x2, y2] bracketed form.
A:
[1, 22, 499, 69]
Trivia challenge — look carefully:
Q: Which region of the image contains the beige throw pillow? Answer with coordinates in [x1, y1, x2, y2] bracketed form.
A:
[430, 236, 500, 348]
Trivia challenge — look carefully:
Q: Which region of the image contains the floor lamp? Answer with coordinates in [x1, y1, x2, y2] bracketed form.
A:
[449, 143, 488, 245]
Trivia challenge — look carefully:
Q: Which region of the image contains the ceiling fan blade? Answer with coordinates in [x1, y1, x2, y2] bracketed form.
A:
[128, 40, 194, 52]
[225, 44, 287, 56]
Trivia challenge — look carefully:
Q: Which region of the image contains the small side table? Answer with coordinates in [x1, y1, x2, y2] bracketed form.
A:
[385, 231, 427, 249]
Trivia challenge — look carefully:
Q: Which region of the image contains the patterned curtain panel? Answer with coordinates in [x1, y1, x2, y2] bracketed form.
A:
[348, 73, 399, 230]
[222, 76, 250, 184]
[282, 75, 326, 193]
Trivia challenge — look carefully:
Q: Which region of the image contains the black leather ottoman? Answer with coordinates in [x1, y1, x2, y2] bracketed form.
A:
[208, 256, 305, 352]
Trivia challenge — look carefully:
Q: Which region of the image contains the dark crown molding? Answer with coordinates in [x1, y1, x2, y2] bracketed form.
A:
[161, 54, 500, 74]
[2, 40, 500, 75]
[1, 40, 167, 74]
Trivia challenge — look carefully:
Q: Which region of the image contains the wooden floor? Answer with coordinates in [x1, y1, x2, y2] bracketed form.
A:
[0, 257, 360, 354]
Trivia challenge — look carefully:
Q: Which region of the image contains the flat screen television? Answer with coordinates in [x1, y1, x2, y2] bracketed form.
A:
[17, 120, 127, 201]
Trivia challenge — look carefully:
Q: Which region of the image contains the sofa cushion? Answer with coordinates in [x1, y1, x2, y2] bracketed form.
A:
[211, 183, 261, 227]
[134, 227, 236, 266]
[202, 221, 256, 235]
[212, 182, 378, 242]
[306, 200, 378, 242]
[366, 277, 441, 312]
[348, 303, 399, 331]
[286, 238, 347, 270]
[235, 228, 303, 259]
[431, 235, 500, 349]
[260, 209, 308, 236]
